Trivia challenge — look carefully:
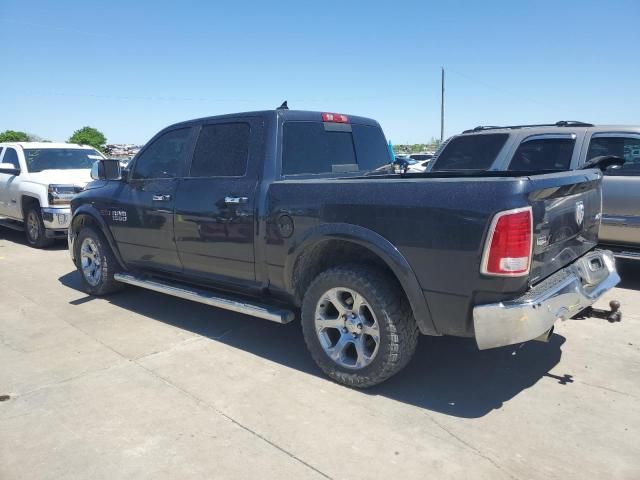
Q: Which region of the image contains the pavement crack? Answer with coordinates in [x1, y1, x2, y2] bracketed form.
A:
[132, 336, 205, 362]
[577, 380, 639, 400]
[12, 360, 128, 399]
[422, 412, 520, 480]
[135, 362, 333, 480]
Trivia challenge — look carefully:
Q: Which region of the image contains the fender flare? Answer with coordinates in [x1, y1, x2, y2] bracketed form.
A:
[70, 204, 126, 270]
[284, 223, 438, 335]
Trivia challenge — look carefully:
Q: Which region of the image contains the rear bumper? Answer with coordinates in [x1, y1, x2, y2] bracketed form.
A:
[473, 250, 620, 350]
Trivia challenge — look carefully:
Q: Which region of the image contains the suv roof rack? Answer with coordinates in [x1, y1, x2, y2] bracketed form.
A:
[461, 120, 594, 134]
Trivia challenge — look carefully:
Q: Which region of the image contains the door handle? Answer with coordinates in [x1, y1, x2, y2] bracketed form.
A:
[224, 196, 248, 205]
[152, 194, 172, 201]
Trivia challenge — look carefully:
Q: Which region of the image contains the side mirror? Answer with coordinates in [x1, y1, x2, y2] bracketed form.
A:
[91, 159, 122, 181]
[582, 155, 625, 172]
[0, 163, 20, 175]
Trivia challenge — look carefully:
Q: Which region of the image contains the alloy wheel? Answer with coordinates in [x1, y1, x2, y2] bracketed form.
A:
[80, 237, 102, 286]
[314, 287, 380, 369]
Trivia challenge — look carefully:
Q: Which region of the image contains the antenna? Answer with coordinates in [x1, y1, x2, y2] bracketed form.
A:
[277, 100, 289, 110]
[440, 67, 445, 142]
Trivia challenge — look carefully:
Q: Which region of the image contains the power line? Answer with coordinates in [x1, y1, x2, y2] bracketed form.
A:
[446, 67, 566, 113]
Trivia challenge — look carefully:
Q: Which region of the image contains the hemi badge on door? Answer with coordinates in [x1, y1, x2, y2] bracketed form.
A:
[575, 201, 585, 226]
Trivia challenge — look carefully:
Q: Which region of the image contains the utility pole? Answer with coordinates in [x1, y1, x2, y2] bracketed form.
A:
[440, 66, 445, 143]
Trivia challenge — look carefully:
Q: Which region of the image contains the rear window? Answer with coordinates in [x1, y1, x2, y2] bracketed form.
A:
[282, 122, 390, 175]
[509, 137, 575, 171]
[431, 134, 508, 171]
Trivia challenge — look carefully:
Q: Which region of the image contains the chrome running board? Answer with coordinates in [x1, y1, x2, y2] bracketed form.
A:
[613, 250, 640, 261]
[114, 273, 295, 324]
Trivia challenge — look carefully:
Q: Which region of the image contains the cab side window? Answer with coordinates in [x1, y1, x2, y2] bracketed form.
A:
[189, 123, 250, 177]
[2, 148, 20, 169]
[587, 136, 640, 176]
[132, 128, 190, 180]
[509, 137, 575, 171]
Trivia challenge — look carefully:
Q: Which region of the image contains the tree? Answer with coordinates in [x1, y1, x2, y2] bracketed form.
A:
[0, 130, 30, 142]
[68, 126, 107, 151]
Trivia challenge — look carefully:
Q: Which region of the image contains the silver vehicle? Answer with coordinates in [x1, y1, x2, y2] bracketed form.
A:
[428, 122, 640, 259]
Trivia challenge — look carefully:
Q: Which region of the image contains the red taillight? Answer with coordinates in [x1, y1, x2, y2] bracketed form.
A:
[321, 112, 349, 123]
[481, 207, 533, 276]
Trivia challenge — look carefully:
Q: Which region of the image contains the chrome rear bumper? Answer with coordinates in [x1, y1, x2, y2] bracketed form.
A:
[473, 250, 620, 350]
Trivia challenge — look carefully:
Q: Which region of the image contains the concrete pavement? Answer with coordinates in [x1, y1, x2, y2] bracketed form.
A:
[1, 228, 639, 479]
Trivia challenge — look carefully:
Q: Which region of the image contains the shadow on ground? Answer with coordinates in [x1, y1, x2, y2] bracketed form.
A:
[0, 227, 68, 251]
[617, 258, 640, 291]
[58, 270, 572, 418]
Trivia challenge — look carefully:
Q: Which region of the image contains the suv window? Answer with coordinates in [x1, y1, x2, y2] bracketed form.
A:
[410, 154, 433, 161]
[431, 134, 508, 171]
[587, 135, 640, 176]
[282, 122, 390, 175]
[132, 128, 190, 180]
[190, 123, 250, 177]
[509, 137, 575, 171]
[2, 148, 19, 168]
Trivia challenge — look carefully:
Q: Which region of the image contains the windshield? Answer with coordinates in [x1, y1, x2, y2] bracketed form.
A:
[24, 148, 103, 173]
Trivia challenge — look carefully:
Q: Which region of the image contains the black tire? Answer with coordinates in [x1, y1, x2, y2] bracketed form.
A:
[301, 265, 419, 388]
[74, 226, 124, 295]
[24, 206, 54, 248]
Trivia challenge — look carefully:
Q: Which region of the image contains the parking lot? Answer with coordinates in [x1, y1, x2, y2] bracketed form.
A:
[0, 229, 638, 479]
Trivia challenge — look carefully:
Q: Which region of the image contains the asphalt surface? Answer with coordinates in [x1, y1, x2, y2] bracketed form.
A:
[1, 228, 639, 479]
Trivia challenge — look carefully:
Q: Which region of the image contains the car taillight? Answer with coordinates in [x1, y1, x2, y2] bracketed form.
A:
[321, 112, 349, 123]
[481, 207, 533, 276]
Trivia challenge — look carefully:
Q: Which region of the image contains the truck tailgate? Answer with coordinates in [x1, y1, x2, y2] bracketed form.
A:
[527, 170, 602, 285]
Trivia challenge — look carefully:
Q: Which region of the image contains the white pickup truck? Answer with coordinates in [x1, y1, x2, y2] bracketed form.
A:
[0, 142, 104, 247]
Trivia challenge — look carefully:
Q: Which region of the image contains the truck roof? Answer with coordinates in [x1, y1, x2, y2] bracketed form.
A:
[459, 123, 640, 136]
[0, 142, 98, 149]
[167, 109, 382, 130]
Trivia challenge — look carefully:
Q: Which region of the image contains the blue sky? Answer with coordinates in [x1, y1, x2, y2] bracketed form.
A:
[1, 0, 639, 144]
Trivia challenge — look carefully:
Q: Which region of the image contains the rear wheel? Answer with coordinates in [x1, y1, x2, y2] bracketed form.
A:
[301, 265, 419, 388]
[74, 226, 124, 295]
[24, 206, 54, 248]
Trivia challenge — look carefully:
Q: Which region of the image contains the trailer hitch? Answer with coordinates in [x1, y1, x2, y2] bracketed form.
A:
[579, 300, 622, 323]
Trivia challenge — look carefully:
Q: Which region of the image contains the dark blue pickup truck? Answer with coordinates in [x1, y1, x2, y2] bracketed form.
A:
[68, 109, 620, 387]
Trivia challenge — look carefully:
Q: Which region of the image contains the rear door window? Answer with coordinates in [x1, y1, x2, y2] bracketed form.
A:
[587, 135, 640, 176]
[508, 137, 575, 171]
[431, 134, 508, 171]
[282, 122, 390, 175]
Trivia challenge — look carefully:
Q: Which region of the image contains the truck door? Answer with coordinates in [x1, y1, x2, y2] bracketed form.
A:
[174, 119, 261, 287]
[583, 132, 640, 246]
[109, 126, 194, 272]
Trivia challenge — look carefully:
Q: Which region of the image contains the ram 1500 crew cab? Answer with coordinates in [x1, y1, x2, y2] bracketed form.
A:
[68, 110, 620, 387]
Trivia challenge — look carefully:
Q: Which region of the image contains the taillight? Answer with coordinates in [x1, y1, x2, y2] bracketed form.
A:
[481, 207, 533, 277]
[321, 112, 349, 123]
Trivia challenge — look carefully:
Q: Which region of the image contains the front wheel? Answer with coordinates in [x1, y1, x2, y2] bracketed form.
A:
[24, 207, 54, 248]
[74, 226, 124, 295]
[301, 265, 419, 388]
